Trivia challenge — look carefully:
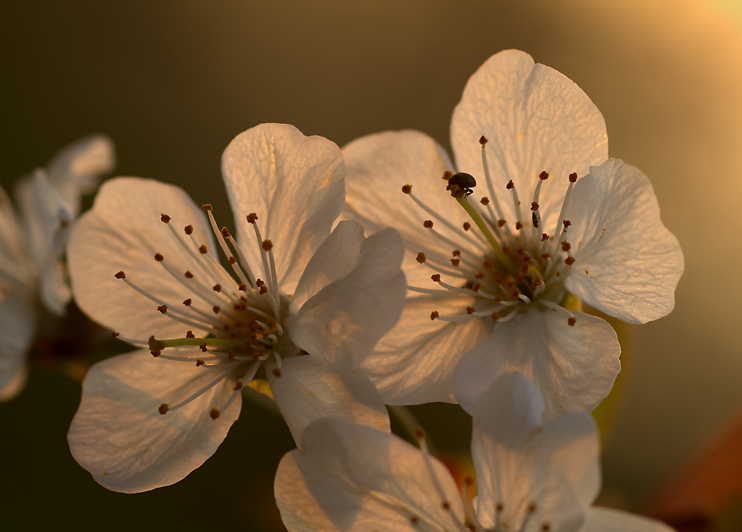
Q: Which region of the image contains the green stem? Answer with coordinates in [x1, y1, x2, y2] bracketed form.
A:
[455, 196, 516, 271]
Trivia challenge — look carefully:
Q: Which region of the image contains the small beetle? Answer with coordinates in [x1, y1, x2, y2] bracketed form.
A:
[446, 172, 477, 198]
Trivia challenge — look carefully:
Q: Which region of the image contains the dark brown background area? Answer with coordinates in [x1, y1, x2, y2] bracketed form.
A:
[1, 1, 741, 530]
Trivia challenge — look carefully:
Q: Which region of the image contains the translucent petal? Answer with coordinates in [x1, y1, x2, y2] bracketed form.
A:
[451, 49, 608, 231]
[565, 159, 684, 324]
[452, 309, 620, 420]
[582, 508, 677, 532]
[68, 349, 241, 493]
[275, 417, 465, 532]
[0, 295, 36, 400]
[222, 123, 345, 296]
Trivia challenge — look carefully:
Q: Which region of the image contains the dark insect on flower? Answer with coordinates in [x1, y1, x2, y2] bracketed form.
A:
[446, 172, 477, 197]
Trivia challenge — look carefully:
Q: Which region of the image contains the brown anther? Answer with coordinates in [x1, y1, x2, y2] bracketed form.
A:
[502, 246, 511, 255]
[463, 222, 471, 231]
[234, 381, 243, 391]
[442, 501, 451, 510]
[569, 172, 578, 183]
[563, 220, 572, 230]
[202, 204, 213, 211]
[413, 428, 426, 439]
[158, 403, 169, 415]
[111, 332, 120, 338]
[272, 367, 282, 378]
[228, 351, 237, 359]
[442, 171, 453, 180]
[496, 503, 504, 512]
[542, 233, 549, 241]
[541, 253, 551, 259]
[182, 331, 194, 340]
[212, 284, 222, 293]
[561, 241, 571, 252]
[250, 351, 260, 360]
[564, 256, 576, 266]
[494, 296, 503, 303]
[160, 214, 171, 223]
[402, 184, 413, 194]
[430, 311, 439, 320]
[472, 283, 481, 292]
[515, 221, 523, 230]
[184, 225, 194, 235]
[259, 285, 268, 295]
[531, 202, 539, 211]
[539, 171, 549, 180]
[497, 219, 506, 227]
[196, 359, 205, 367]
[452, 249, 461, 257]
[450, 258, 460, 267]
[212, 305, 220, 314]
[475, 271, 484, 279]
[491, 311, 501, 322]
[506, 180, 514, 190]
[227, 256, 236, 265]
[148, 335, 165, 356]
[157, 305, 168, 314]
[256, 279, 265, 287]
[532, 278, 543, 288]
[431, 274, 441, 282]
[210, 408, 220, 420]
[199, 245, 208, 254]
[114, 271, 126, 279]
[480, 197, 490, 205]
[199, 344, 208, 352]
[568, 317, 577, 327]
[185, 270, 194, 278]
[183, 298, 192, 306]
[483, 260, 492, 269]
[238, 283, 247, 291]
[479, 135, 488, 145]
[528, 503, 537, 513]
[262, 239, 273, 251]
[466, 306, 475, 314]
[542, 524, 551, 531]
[416, 252, 427, 264]
[423, 220, 434, 229]
[246, 212, 258, 224]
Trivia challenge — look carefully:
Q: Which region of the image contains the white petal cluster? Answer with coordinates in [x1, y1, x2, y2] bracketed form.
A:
[342, 50, 683, 418]
[66, 124, 407, 492]
[275, 374, 675, 532]
[0, 135, 114, 400]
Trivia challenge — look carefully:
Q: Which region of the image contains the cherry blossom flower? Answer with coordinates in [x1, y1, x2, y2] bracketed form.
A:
[275, 373, 676, 532]
[0, 135, 115, 400]
[342, 50, 683, 418]
[66, 124, 406, 492]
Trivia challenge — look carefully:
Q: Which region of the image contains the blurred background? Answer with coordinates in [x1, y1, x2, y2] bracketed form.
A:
[1, 0, 741, 530]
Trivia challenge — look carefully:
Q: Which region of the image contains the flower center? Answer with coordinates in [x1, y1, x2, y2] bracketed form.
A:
[112, 205, 299, 419]
[404, 136, 580, 327]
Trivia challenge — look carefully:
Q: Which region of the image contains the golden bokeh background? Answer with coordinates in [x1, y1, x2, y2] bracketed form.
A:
[1, 0, 741, 529]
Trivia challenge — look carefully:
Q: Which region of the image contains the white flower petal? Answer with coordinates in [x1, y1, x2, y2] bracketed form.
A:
[267, 356, 390, 448]
[275, 417, 465, 532]
[582, 508, 677, 532]
[566, 159, 684, 324]
[290, 224, 406, 372]
[0, 295, 36, 400]
[68, 177, 217, 340]
[343, 130, 471, 286]
[222, 124, 345, 296]
[68, 349, 241, 493]
[46, 134, 115, 216]
[452, 310, 620, 420]
[361, 292, 489, 404]
[471, 374, 600, 531]
[451, 49, 608, 230]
